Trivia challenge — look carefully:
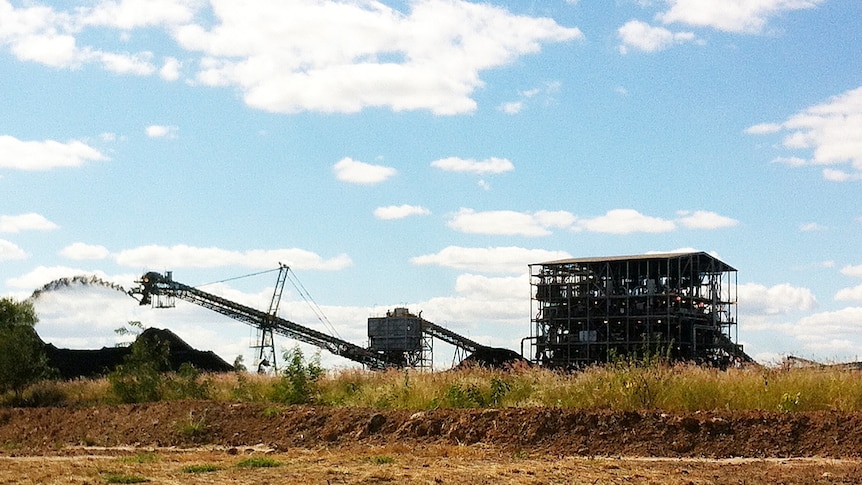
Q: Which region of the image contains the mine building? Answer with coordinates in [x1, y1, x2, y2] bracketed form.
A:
[528, 252, 751, 368]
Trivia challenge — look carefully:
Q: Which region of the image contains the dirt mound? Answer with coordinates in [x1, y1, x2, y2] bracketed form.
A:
[2, 401, 861, 458]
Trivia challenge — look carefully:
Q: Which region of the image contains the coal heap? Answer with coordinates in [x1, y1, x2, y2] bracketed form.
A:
[43, 328, 233, 379]
[458, 346, 528, 369]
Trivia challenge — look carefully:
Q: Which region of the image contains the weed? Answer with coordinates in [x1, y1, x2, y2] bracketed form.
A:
[261, 406, 284, 417]
[236, 456, 283, 468]
[101, 472, 149, 483]
[778, 392, 802, 413]
[181, 463, 220, 473]
[369, 455, 395, 465]
[177, 411, 208, 438]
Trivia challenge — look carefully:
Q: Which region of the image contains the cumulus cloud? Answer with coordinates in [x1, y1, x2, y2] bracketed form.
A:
[2, 1, 581, 113]
[145, 124, 179, 138]
[738, 282, 817, 316]
[676, 210, 739, 229]
[0, 213, 59, 233]
[410, 246, 571, 274]
[617, 19, 696, 54]
[657, 0, 826, 34]
[373, 204, 431, 220]
[835, 285, 862, 302]
[431, 157, 514, 174]
[76, 0, 202, 30]
[746, 86, 862, 181]
[332, 157, 397, 185]
[841, 264, 862, 278]
[59, 242, 111, 260]
[576, 209, 676, 234]
[447, 208, 575, 237]
[0, 239, 28, 261]
[174, 0, 582, 114]
[444, 208, 738, 236]
[159, 56, 182, 81]
[114, 244, 351, 271]
[0, 136, 107, 170]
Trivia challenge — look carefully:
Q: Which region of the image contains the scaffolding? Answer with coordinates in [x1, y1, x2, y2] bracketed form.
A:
[529, 252, 750, 369]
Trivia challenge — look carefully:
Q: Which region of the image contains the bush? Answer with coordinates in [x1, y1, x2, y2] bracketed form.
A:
[270, 346, 323, 404]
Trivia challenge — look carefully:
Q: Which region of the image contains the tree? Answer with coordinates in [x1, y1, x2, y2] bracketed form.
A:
[0, 298, 52, 399]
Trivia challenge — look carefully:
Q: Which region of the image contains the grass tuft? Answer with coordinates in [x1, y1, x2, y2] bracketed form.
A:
[236, 456, 282, 468]
[181, 463, 220, 473]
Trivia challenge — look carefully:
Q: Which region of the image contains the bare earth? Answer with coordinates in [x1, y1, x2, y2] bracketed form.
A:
[2, 401, 861, 484]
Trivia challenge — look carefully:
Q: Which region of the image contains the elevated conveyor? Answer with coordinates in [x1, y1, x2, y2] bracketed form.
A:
[129, 271, 398, 369]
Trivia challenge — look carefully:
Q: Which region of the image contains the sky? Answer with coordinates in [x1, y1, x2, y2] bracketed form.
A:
[1, 0, 861, 370]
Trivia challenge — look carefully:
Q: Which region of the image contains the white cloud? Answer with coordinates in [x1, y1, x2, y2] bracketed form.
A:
[411, 246, 571, 274]
[575, 209, 676, 234]
[175, 0, 581, 115]
[841, 264, 862, 278]
[799, 222, 824, 232]
[159, 56, 181, 81]
[0, 239, 27, 261]
[657, 0, 826, 34]
[738, 282, 817, 316]
[59, 242, 111, 260]
[332, 157, 397, 185]
[76, 0, 202, 30]
[0, 135, 107, 170]
[745, 122, 781, 135]
[499, 101, 523, 114]
[1, 1, 580, 114]
[145, 124, 179, 138]
[447, 208, 575, 237]
[822, 168, 862, 182]
[431, 157, 514, 174]
[94, 50, 156, 75]
[113, 244, 351, 271]
[0, 213, 59, 233]
[617, 19, 696, 54]
[373, 204, 431, 220]
[790, 306, 862, 340]
[747, 86, 862, 181]
[835, 285, 862, 302]
[676, 210, 739, 229]
[771, 156, 807, 167]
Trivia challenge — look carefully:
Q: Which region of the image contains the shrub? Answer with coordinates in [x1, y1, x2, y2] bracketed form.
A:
[270, 346, 323, 404]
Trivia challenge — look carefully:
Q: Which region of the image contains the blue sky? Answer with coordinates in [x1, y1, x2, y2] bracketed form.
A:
[1, 0, 861, 368]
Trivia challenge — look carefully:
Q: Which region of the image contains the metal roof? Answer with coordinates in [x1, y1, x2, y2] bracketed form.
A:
[532, 251, 736, 272]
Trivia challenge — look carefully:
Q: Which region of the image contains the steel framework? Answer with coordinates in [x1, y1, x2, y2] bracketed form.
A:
[529, 252, 751, 368]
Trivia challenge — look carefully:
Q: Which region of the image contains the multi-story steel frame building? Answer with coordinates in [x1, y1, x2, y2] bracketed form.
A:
[528, 252, 749, 368]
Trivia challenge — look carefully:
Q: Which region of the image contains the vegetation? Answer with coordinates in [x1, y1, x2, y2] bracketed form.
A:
[101, 472, 149, 484]
[107, 331, 212, 404]
[181, 463, 220, 473]
[5, 342, 862, 412]
[235, 456, 282, 468]
[0, 298, 54, 402]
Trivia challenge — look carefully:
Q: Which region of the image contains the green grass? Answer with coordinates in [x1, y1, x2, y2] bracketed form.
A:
[101, 472, 149, 483]
[181, 463, 220, 473]
[236, 456, 283, 468]
[368, 455, 395, 465]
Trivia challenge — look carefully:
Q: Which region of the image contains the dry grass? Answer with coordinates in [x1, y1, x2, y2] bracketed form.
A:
[9, 363, 862, 412]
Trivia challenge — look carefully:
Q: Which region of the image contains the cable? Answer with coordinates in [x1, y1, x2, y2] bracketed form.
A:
[194, 267, 281, 288]
[286, 269, 342, 340]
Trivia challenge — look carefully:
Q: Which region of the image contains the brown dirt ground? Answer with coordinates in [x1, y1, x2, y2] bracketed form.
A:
[2, 401, 862, 484]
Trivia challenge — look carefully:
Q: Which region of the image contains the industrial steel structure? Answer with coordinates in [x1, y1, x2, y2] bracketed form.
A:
[528, 252, 751, 368]
[129, 268, 493, 370]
